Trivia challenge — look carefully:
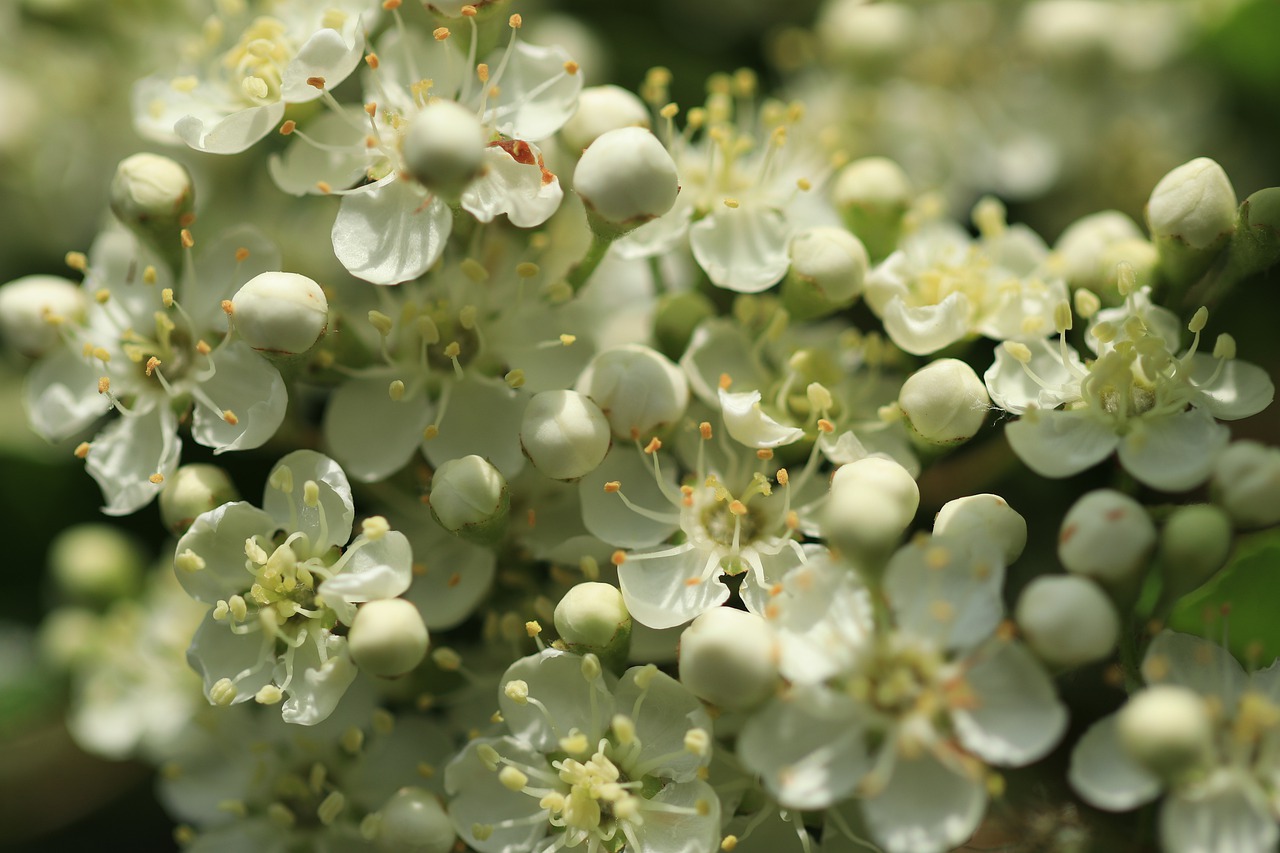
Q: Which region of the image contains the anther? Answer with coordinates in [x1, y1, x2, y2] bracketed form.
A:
[1189, 306, 1209, 334]
[279, 120, 296, 135]
[700, 422, 713, 440]
[98, 376, 111, 394]
[221, 299, 234, 315]
[1214, 334, 1236, 360]
[222, 410, 239, 425]
[817, 418, 835, 433]
[433, 26, 449, 40]
[564, 60, 580, 75]
[604, 481, 621, 493]
[306, 76, 326, 90]
[74, 442, 91, 459]
[559, 334, 576, 346]
[644, 437, 662, 454]
[368, 310, 393, 335]
[719, 373, 733, 390]
[611, 550, 626, 566]
[303, 480, 320, 507]
[504, 369, 525, 388]
[525, 620, 541, 638]
[509, 13, 522, 27]
[65, 251, 88, 272]
[180, 229, 194, 249]
[1002, 341, 1033, 364]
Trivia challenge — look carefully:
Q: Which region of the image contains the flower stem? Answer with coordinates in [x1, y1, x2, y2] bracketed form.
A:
[566, 232, 614, 294]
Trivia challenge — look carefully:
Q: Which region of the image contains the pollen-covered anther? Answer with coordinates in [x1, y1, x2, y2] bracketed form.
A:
[316, 181, 333, 194]
[729, 500, 748, 516]
[220, 409, 239, 425]
[74, 442, 91, 459]
[382, 0, 401, 9]
[279, 120, 296, 135]
[423, 424, 440, 441]
[756, 448, 774, 460]
[433, 26, 450, 40]
[210, 677, 237, 705]
[94, 288, 110, 304]
[644, 437, 662, 454]
[221, 299, 234, 315]
[723, 198, 740, 209]
[604, 481, 622, 493]
[255, 684, 284, 704]
[719, 373, 733, 390]
[196, 340, 212, 355]
[722, 836, 740, 851]
[180, 229, 194, 249]
[817, 418, 835, 433]
[362, 515, 390, 540]
[306, 76, 326, 90]
[503, 679, 530, 704]
[564, 60, 580, 75]
[97, 376, 111, 394]
[611, 550, 626, 566]
[443, 341, 461, 358]
[776, 467, 790, 486]
[65, 251, 88, 272]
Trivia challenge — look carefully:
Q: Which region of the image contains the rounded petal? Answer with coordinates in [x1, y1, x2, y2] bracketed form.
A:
[499, 649, 615, 750]
[403, 527, 495, 630]
[884, 535, 1005, 653]
[738, 686, 872, 810]
[679, 319, 766, 406]
[1068, 715, 1161, 811]
[192, 341, 287, 453]
[879, 292, 971, 357]
[984, 341, 1083, 415]
[175, 101, 287, 155]
[637, 779, 722, 853]
[1004, 409, 1119, 479]
[444, 737, 549, 853]
[174, 501, 279, 603]
[690, 208, 791, 294]
[719, 387, 805, 449]
[24, 347, 111, 441]
[461, 143, 563, 227]
[86, 405, 182, 516]
[187, 611, 275, 704]
[1190, 353, 1274, 421]
[765, 554, 873, 686]
[1141, 631, 1246, 707]
[268, 108, 371, 196]
[279, 634, 358, 725]
[280, 27, 364, 102]
[483, 42, 583, 141]
[615, 667, 713, 783]
[1160, 774, 1278, 853]
[618, 544, 730, 630]
[424, 377, 527, 478]
[320, 530, 414, 624]
[332, 178, 451, 285]
[861, 752, 987, 853]
[263, 450, 355, 552]
[323, 375, 433, 483]
[1117, 409, 1229, 492]
[579, 448, 680, 549]
[951, 639, 1067, 766]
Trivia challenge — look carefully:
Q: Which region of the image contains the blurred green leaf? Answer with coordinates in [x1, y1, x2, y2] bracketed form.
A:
[1169, 527, 1280, 662]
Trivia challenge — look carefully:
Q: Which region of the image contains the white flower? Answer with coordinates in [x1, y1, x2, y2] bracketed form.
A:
[1070, 631, 1280, 853]
[133, 2, 374, 153]
[173, 450, 414, 724]
[739, 536, 1066, 853]
[985, 286, 1274, 491]
[445, 649, 721, 853]
[25, 226, 288, 514]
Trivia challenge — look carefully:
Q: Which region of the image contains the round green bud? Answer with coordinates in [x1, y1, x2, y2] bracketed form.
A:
[520, 390, 612, 481]
[832, 156, 911, 261]
[897, 358, 989, 446]
[429, 455, 509, 545]
[0, 275, 84, 356]
[159, 464, 239, 535]
[109, 153, 194, 246]
[48, 524, 145, 604]
[1158, 504, 1232, 599]
[678, 607, 779, 711]
[1211, 441, 1280, 529]
[348, 599, 430, 678]
[576, 344, 689, 439]
[1058, 489, 1155, 586]
[933, 493, 1027, 565]
[231, 271, 328, 355]
[1015, 575, 1119, 668]
[653, 291, 715, 360]
[401, 100, 486, 197]
[781, 226, 869, 319]
[821, 457, 919, 566]
[1116, 685, 1213, 784]
[376, 787, 455, 853]
[574, 127, 679, 236]
[554, 582, 632, 669]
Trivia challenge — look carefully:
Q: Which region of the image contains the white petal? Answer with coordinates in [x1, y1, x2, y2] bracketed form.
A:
[185, 225, 282, 333]
[951, 639, 1067, 766]
[615, 667, 713, 782]
[1004, 409, 1119, 479]
[1117, 409, 1228, 492]
[884, 534, 1005, 653]
[1190, 354, 1274, 421]
[175, 102, 287, 155]
[637, 779, 722, 853]
[268, 108, 371, 196]
[615, 195, 694, 260]
[187, 611, 274, 704]
[862, 751, 987, 853]
[718, 387, 805, 448]
[444, 737, 549, 853]
[323, 375, 433, 482]
[766, 555, 873, 686]
[739, 542, 808, 618]
[737, 686, 872, 810]
[319, 531, 414, 624]
[679, 319, 767, 406]
[86, 405, 182, 516]
[461, 143, 563, 227]
[403, 526, 495, 630]
[690, 208, 791, 294]
[617, 544, 730, 630]
[879, 292, 972, 356]
[280, 27, 364, 102]
[1068, 715, 1161, 811]
[263, 450, 355, 551]
[1160, 774, 1278, 853]
[279, 634, 358, 725]
[332, 177, 451, 285]
[423, 376, 527, 478]
[192, 341, 287, 453]
[1141, 631, 1247, 707]
[983, 340, 1082, 414]
[483, 42, 583, 141]
[579, 448, 680, 549]
[24, 347, 110, 441]
[499, 649, 616, 750]
[174, 501, 279, 603]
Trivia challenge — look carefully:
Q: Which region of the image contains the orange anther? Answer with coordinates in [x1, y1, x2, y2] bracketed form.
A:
[756, 448, 774, 460]
[180, 229, 195, 249]
[817, 418, 834, 433]
[221, 300, 234, 315]
[235, 247, 250, 262]
[718, 373, 732, 390]
[611, 550, 626, 566]
[365, 53, 379, 69]
[149, 473, 165, 484]
[644, 437, 662, 454]
[776, 468, 789, 486]
[699, 422, 712, 440]
[74, 442, 91, 459]
[306, 76, 326, 90]
[280, 120, 297, 135]
[603, 481, 621, 493]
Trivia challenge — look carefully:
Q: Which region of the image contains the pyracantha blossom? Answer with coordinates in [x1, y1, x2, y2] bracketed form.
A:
[445, 649, 721, 853]
[25, 225, 288, 514]
[173, 450, 415, 725]
[270, 18, 581, 284]
[863, 198, 1068, 356]
[985, 284, 1274, 491]
[739, 539, 1066, 853]
[133, 1, 376, 153]
[615, 69, 840, 294]
[1070, 631, 1280, 853]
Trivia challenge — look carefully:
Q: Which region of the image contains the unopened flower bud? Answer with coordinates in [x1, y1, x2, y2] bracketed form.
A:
[1116, 685, 1213, 784]
[1223, 187, 1280, 283]
[554, 582, 632, 671]
[49, 524, 145, 604]
[1211, 441, 1280, 529]
[574, 127, 679, 236]
[375, 787, 455, 853]
[1052, 210, 1144, 292]
[401, 100, 486, 197]
[109, 153, 194, 257]
[429, 455, 509, 545]
[520, 390, 612, 481]
[231, 271, 328, 355]
[1015, 575, 1119, 668]
[832, 156, 911, 261]
[1058, 490, 1156, 586]
[0, 275, 85, 356]
[1098, 238, 1159, 303]
[348, 598, 430, 677]
[678, 607, 779, 711]
[821, 457, 919, 568]
[1148, 157, 1236, 286]
[933, 493, 1027, 565]
[781, 226, 869, 319]
[561, 85, 650, 152]
[1158, 504, 1232, 600]
[576, 344, 689, 439]
[897, 358, 989, 446]
[653, 291, 716, 360]
[159, 464, 240, 535]
[818, 0, 916, 66]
